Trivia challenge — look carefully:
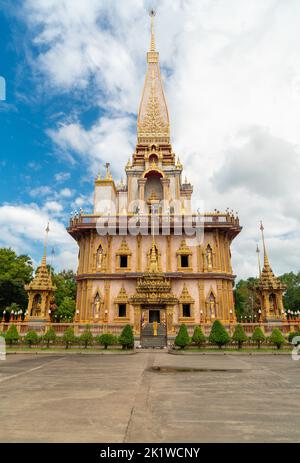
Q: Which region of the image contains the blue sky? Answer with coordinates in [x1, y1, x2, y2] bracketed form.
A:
[0, 0, 300, 279]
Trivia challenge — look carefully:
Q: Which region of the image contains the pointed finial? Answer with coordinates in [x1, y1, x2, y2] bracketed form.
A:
[149, 9, 156, 52]
[105, 162, 112, 180]
[256, 244, 261, 277]
[260, 221, 270, 268]
[42, 222, 50, 266]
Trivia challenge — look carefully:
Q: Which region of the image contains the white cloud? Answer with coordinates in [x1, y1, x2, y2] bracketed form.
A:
[18, 0, 300, 279]
[29, 185, 52, 197]
[0, 204, 77, 271]
[59, 188, 74, 198]
[43, 200, 63, 213]
[54, 171, 71, 182]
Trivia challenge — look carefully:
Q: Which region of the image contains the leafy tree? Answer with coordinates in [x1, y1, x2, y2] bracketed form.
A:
[43, 327, 57, 348]
[191, 326, 206, 347]
[0, 248, 33, 311]
[55, 296, 76, 322]
[24, 330, 39, 348]
[119, 325, 134, 350]
[175, 324, 190, 349]
[269, 328, 285, 350]
[52, 270, 76, 307]
[208, 320, 230, 349]
[252, 327, 265, 349]
[62, 327, 75, 349]
[5, 324, 20, 346]
[80, 327, 93, 348]
[97, 333, 117, 350]
[232, 324, 248, 349]
[234, 278, 260, 321]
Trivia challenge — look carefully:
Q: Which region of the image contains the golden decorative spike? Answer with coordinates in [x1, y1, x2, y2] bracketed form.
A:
[137, 11, 170, 143]
[260, 221, 270, 269]
[256, 244, 261, 277]
[41, 222, 50, 267]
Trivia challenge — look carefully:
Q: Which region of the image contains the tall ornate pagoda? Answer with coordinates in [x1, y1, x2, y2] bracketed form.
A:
[67, 12, 241, 345]
[255, 222, 286, 321]
[25, 224, 56, 322]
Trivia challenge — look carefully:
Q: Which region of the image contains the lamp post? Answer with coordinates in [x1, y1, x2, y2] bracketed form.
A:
[2, 310, 6, 323]
[200, 310, 203, 324]
[229, 309, 233, 323]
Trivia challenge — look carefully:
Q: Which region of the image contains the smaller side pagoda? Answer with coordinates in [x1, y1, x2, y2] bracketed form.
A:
[25, 224, 56, 322]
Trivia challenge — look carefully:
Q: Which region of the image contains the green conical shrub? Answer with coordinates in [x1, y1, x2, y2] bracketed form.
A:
[96, 333, 117, 350]
[192, 326, 206, 347]
[43, 327, 57, 348]
[5, 324, 19, 346]
[24, 330, 39, 348]
[208, 320, 230, 349]
[80, 327, 93, 348]
[62, 327, 75, 349]
[232, 324, 248, 349]
[269, 328, 285, 350]
[119, 325, 134, 350]
[175, 324, 190, 349]
[252, 327, 265, 349]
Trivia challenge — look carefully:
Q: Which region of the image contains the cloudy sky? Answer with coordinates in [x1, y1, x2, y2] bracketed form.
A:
[0, 0, 299, 279]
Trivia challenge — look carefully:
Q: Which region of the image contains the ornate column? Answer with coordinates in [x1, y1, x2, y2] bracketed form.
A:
[166, 235, 172, 272]
[104, 281, 110, 322]
[161, 178, 170, 202]
[134, 306, 141, 334]
[198, 281, 205, 323]
[107, 236, 113, 273]
[138, 178, 147, 202]
[136, 234, 142, 272]
[167, 306, 174, 334]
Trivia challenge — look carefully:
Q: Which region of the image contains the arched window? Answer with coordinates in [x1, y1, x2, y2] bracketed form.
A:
[269, 293, 277, 314]
[32, 294, 42, 316]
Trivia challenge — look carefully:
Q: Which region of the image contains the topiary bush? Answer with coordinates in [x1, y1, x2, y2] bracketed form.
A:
[191, 326, 206, 347]
[208, 320, 230, 349]
[43, 327, 57, 348]
[5, 324, 20, 346]
[96, 333, 117, 350]
[24, 330, 39, 348]
[80, 327, 94, 348]
[269, 328, 285, 350]
[252, 327, 265, 349]
[232, 324, 248, 349]
[62, 327, 75, 349]
[119, 325, 134, 350]
[175, 324, 190, 349]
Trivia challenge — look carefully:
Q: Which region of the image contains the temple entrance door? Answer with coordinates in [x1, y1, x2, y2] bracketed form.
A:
[149, 310, 160, 323]
[140, 307, 167, 348]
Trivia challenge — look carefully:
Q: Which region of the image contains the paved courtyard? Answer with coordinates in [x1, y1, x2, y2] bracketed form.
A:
[0, 352, 299, 443]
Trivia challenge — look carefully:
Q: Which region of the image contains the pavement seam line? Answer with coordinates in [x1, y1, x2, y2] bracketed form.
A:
[0, 356, 66, 384]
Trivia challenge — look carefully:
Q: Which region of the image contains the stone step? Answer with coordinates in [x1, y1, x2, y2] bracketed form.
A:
[141, 335, 167, 348]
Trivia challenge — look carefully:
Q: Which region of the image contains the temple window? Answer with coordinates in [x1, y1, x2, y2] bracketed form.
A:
[116, 239, 132, 271]
[120, 255, 128, 268]
[177, 239, 193, 271]
[118, 303, 127, 318]
[181, 255, 189, 268]
[182, 303, 191, 317]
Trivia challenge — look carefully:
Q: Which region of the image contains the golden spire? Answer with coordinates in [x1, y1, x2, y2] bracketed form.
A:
[137, 10, 170, 143]
[256, 244, 261, 277]
[260, 221, 270, 269]
[150, 9, 156, 52]
[41, 222, 50, 267]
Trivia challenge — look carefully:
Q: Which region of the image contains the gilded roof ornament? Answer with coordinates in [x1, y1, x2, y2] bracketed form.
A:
[137, 11, 170, 143]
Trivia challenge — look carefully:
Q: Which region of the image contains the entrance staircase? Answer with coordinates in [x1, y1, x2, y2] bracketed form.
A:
[141, 323, 167, 348]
